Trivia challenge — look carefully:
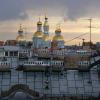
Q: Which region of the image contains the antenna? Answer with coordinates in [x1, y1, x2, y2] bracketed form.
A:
[88, 18, 92, 46]
[84, 18, 92, 48]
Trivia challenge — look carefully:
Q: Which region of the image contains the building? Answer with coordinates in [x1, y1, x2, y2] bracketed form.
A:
[0, 47, 5, 58]
[0, 16, 100, 99]
[16, 25, 25, 46]
[52, 27, 64, 49]
[96, 42, 100, 52]
[5, 40, 17, 46]
[65, 50, 91, 70]
[32, 18, 44, 48]
[42, 16, 51, 48]
[0, 41, 4, 46]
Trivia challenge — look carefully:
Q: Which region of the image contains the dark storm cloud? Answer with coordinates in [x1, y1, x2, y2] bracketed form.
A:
[0, 0, 100, 21]
[66, 0, 100, 20]
[0, 0, 29, 21]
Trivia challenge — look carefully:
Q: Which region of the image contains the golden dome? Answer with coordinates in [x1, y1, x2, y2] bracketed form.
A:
[18, 29, 23, 33]
[37, 21, 42, 25]
[34, 31, 43, 38]
[42, 35, 50, 41]
[16, 35, 25, 41]
[55, 28, 61, 33]
[18, 24, 23, 33]
[53, 35, 64, 41]
[44, 22, 49, 26]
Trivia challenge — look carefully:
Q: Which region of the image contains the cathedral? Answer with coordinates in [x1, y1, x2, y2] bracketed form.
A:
[16, 16, 65, 49]
[16, 24, 25, 46]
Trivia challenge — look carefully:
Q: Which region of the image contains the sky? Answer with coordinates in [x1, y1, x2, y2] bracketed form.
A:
[0, 0, 100, 45]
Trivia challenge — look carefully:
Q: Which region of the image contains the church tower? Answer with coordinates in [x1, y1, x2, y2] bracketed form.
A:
[43, 16, 49, 35]
[52, 26, 64, 49]
[42, 16, 51, 48]
[16, 24, 25, 45]
[32, 18, 43, 48]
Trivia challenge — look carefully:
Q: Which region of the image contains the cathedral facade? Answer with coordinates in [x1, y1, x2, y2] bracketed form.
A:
[32, 16, 64, 49]
[16, 16, 65, 49]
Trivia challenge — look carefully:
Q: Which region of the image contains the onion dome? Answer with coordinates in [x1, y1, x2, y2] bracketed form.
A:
[53, 26, 64, 41]
[55, 28, 61, 33]
[34, 18, 43, 38]
[42, 35, 50, 41]
[37, 20, 42, 26]
[44, 16, 49, 26]
[18, 28, 23, 33]
[16, 35, 25, 41]
[16, 24, 25, 41]
[45, 16, 48, 20]
[34, 31, 43, 38]
[53, 35, 64, 41]
[18, 24, 23, 34]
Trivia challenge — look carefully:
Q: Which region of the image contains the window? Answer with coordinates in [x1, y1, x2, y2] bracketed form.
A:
[10, 51, 13, 56]
[5, 52, 8, 56]
[14, 51, 18, 56]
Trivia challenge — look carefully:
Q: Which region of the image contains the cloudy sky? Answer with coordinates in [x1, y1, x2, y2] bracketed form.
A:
[0, 0, 100, 45]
